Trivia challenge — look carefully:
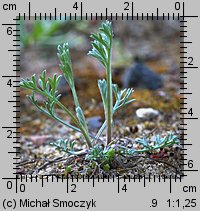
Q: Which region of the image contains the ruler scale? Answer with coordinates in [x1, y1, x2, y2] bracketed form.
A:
[0, 0, 199, 210]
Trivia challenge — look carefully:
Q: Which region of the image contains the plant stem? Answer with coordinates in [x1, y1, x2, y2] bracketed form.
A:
[95, 121, 107, 142]
[55, 101, 93, 148]
[95, 95, 119, 142]
[106, 38, 113, 145]
[55, 101, 92, 148]
[71, 87, 80, 108]
[36, 104, 96, 140]
[36, 89, 93, 148]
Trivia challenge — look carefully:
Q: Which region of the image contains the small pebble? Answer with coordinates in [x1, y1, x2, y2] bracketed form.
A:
[136, 108, 159, 120]
[87, 116, 102, 131]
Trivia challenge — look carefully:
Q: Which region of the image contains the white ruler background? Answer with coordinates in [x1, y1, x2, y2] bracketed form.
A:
[0, 0, 199, 210]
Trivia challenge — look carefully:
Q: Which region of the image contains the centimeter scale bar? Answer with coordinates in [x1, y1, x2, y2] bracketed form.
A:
[1, 1, 198, 194]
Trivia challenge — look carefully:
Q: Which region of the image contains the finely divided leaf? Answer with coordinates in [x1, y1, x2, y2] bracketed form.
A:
[88, 21, 113, 68]
[57, 43, 74, 87]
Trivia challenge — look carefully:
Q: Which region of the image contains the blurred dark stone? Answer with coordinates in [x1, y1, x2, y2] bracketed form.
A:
[87, 116, 102, 131]
[122, 61, 163, 90]
[57, 76, 80, 96]
[57, 76, 69, 96]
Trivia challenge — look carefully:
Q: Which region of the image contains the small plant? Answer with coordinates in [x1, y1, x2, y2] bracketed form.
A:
[118, 132, 179, 155]
[20, 21, 179, 167]
[19, 19, 67, 47]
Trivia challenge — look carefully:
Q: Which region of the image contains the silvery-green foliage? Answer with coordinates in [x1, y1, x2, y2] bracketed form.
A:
[57, 43, 73, 88]
[57, 43, 90, 136]
[94, 83, 135, 141]
[88, 20, 114, 145]
[20, 60, 92, 148]
[134, 132, 180, 152]
[135, 137, 150, 148]
[112, 84, 135, 111]
[50, 139, 76, 153]
[154, 132, 179, 147]
[88, 21, 113, 68]
[20, 21, 179, 159]
[20, 70, 62, 100]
